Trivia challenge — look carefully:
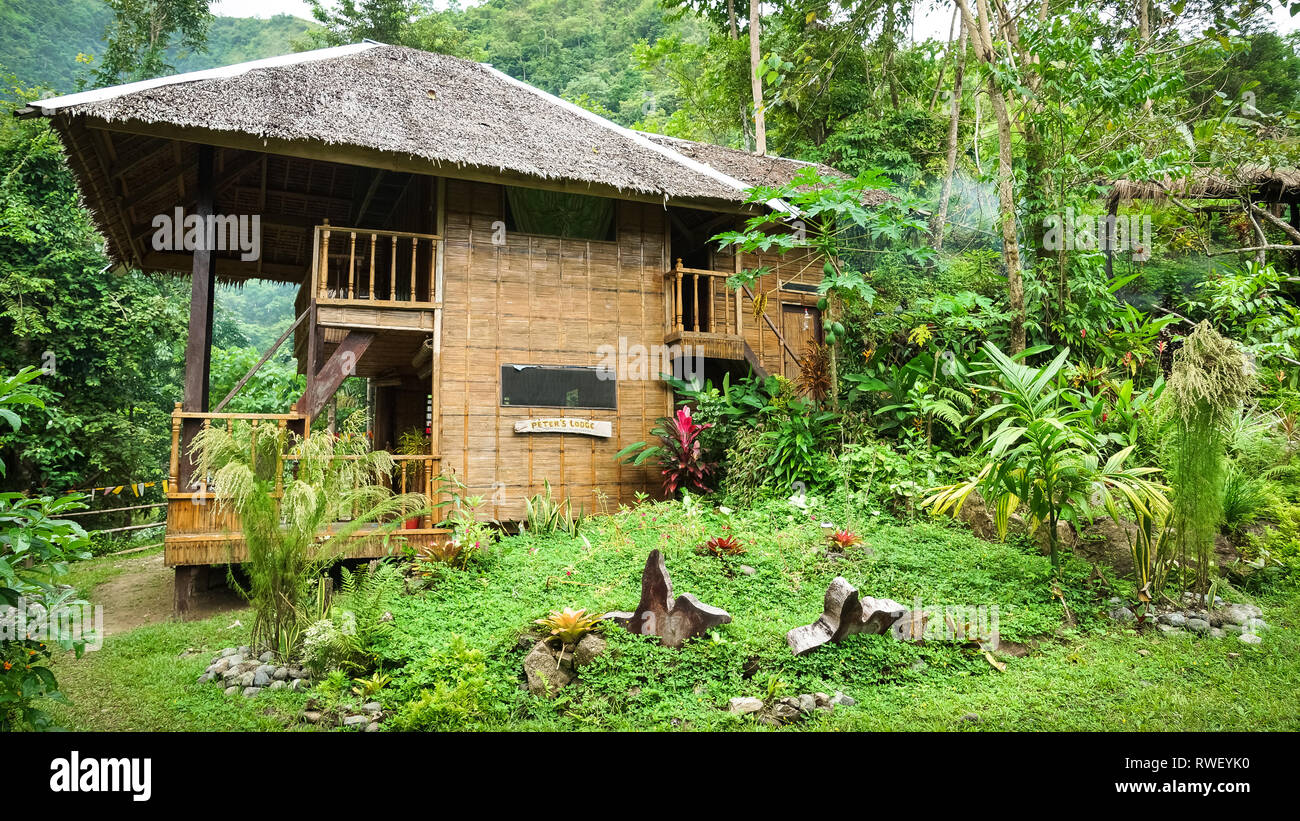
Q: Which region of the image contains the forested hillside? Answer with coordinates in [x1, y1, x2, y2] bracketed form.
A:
[0, 0, 315, 92]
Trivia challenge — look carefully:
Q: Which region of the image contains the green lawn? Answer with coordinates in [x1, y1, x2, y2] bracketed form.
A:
[47, 497, 1300, 731]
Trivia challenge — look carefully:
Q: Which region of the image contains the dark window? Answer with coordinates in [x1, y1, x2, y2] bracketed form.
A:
[503, 187, 616, 241]
[500, 364, 616, 409]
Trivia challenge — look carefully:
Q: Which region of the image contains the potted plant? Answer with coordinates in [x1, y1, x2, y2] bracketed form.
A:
[395, 427, 432, 529]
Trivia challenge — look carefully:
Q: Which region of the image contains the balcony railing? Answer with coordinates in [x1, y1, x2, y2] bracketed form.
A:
[167, 407, 443, 538]
[311, 222, 440, 308]
[664, 259, 743, 338]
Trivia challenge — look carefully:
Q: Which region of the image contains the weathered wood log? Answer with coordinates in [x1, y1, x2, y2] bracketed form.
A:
[786, 577, 908, 656]
[607, 549, 730, 648]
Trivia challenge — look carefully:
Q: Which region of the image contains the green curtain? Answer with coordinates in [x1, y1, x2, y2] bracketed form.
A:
[505, 186, 615, 240]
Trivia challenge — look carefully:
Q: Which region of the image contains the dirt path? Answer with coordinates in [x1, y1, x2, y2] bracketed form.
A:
[94, 551, 244, 635]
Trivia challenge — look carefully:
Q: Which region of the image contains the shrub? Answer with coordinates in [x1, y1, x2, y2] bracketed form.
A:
[615, 406, 716, 496]
[391, 636, 496, 731]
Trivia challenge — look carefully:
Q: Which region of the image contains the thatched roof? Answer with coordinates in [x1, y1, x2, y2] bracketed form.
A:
[25, 43, 832, 210]
[1109, 165, 1300, 204]
[639, 132, 894, 207]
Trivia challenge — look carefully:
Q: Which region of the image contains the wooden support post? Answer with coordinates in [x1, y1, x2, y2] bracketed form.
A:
[179, 144, 217, 490]
[174, 565, 200, 617]
[674, 259, 684, 332]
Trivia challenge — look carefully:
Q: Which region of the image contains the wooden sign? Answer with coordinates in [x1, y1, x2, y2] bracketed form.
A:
[513, 418, 612, 438]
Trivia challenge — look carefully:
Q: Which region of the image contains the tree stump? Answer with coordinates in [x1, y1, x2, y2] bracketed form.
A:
[607, 550, 731, 648]
[786, 577, 908, 655]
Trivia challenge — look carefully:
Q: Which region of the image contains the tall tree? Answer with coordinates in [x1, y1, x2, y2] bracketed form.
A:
[93, 0, 213, 85]
[750, 0, 766, 155]
[932, 18, 966, 250]
[956, 0, 1025, 351]
[302, 0, 419, 47]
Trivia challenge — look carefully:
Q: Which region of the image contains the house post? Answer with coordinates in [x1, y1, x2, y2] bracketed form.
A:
[176, 144, 217, 616]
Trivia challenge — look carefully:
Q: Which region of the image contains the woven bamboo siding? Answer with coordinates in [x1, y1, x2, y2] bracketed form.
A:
[439, 180, 667, 521]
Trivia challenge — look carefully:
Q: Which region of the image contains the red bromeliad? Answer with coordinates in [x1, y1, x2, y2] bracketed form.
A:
[826, 529, 862, 550]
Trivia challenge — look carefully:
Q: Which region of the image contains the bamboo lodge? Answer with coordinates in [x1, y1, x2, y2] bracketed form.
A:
[18, 43, 871, 611]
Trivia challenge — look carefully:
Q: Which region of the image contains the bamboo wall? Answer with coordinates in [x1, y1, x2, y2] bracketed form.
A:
[438, 179, 669, 521]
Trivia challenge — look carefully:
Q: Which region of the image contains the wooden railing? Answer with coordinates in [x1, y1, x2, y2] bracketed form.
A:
[167, 406, 442, 532]
[312, 221, 440, 308]
[665, 259, 743, 337]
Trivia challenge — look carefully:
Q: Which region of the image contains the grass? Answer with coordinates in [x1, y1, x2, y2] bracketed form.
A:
[44, 493, 1300, 732]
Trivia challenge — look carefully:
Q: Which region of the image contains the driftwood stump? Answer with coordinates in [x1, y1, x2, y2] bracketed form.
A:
[786, 577, 908, 656]
[607, 550, 731, 648]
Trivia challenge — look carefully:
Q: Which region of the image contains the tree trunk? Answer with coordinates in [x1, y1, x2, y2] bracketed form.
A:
[749, 0, 766, 156]
[933, 19, 967, 250]
[958, 0, 1025, 352]
[728, 0, 738, 39]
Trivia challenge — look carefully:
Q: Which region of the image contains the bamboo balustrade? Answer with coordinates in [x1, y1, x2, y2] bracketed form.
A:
[166, 405, 446, 565]
[664, 258, 743, 338]
[312, 221, 441, 308]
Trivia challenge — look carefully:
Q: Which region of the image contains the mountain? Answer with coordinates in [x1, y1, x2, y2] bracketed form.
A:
[0, 0, 317, 92]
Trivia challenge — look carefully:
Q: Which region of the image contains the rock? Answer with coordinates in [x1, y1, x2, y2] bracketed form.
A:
[770, 700, 802, 723]
[523, 641, 575, 698]
[961, 713, 980, 723]
[364, 721, 381, 733]
[361, 702, 382, 714]
[891, 610, 930, 643]
[727, 697, 764, 715]
[1136, 649, 1151, 657]
[814, 692, 830, 708]
[797, 694, 817, 713]
[1244, 618, 1268, 632]
[342, 714, 370, 727]
[738, 565, 756, 576]
[1157, 612, 1187, 628]
[786, 576, 908, 655]
[273, 666, 289, 681]
[1109, 607, 1135, 623]
[1227, 652, 1240, 659]
[606, 550, 731, 649]
[290, 679, 307, 692]
[253, 670, 272, 687]
[255, 664, 276, 677]
[1209, 628, 1225, 639]
[288, 667, 305, 680]
[238, 671, 257, 687]
[225, 655, 244, 669]
[1222, 623, 1244, 635]
[224, 685, 239, 696]
[208, 657, 232, 675]
[269, 680, 286, 690]
[1186, 618, 1211, 634]
[238, 645, 251, 656]
[1221, 603, 1262, 626]
[1238, 633, 1262, 646]
[573, 633, 607, 668]
[219, 647, 237, 658]
[302, 711, 322, 724]
[242, 686, 261, 697]
[830, 691, 855, 707]
[1156, 624, 1181, 635]
[258, 651, 274, 663]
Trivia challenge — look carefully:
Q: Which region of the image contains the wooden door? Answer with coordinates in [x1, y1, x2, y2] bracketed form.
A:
[781, 303, 822, 378]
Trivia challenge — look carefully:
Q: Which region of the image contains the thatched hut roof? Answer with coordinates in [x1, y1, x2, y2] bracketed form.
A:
[25, 43, 830, 209]
[1109, 165, 1300, 205]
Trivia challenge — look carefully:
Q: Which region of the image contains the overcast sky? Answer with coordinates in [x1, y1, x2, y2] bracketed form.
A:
[211, 0, 1300, 42]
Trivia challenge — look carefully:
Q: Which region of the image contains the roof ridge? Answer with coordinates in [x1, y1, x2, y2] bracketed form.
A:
[29, 43, 380, 113]
[635, 130, 817, 167]
[478, 62, 795, 215]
